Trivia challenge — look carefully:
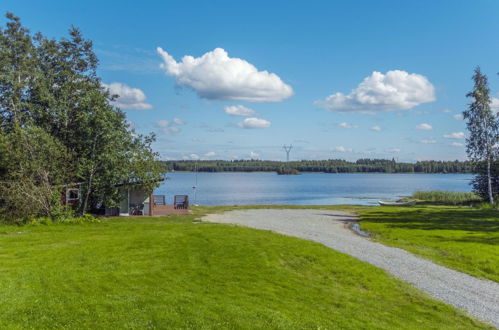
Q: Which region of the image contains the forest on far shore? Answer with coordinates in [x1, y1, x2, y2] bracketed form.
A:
[163, 159, 475, 174]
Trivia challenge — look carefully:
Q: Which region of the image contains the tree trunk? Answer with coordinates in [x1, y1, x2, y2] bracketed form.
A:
[487, 158, 494, 204]
[81, 133, 99, 214]
[81, 171, 93, 215]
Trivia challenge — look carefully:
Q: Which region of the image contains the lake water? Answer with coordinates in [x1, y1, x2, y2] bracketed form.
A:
[154, 172, 474, 206]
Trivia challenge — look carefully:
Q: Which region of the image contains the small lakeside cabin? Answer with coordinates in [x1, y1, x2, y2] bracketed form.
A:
[63, 180, 189, 216]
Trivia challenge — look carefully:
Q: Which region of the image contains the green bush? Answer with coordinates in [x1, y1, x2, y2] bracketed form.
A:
[411, 190, 482, 205]
[57, 214, 100, 225]
[9, 214, 101, 226]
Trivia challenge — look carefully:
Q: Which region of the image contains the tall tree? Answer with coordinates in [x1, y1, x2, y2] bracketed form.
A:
[0, 13, 164, 218]
[0, 12, 38, 129]
[463, 67, 499, 203]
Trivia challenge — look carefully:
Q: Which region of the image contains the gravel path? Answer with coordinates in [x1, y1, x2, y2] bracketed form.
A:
[203, 209, 499, 327]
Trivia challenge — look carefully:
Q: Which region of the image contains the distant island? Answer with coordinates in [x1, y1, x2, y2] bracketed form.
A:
[162, 159, 473, 174]
[276, 166, 301, 175]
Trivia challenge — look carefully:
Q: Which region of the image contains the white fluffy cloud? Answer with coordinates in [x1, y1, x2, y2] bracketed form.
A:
[338, 122, 358, 128]
[155, 119, 183, 135]
[453, 114, 463, 120]
[315, 70, 435, 113]
[238, 117, 271, 129]
[421, 139, 437, 144]
[443, 132, 465, 139]
[162, 127, 180, 135]
[370, 125, 382, 131]
[157, 47, 293, 102]
[224, 105, 258, 117]
[204, 151, 216, 157]
[416, 123, 432, 130]
[451, 142, 464, 147]
[173, 118, 186, 125]
[249, 151, 260, 158]
[103, 82, 153, 110]
[155, 120, 169, 128]
[334, 146, 353, 152]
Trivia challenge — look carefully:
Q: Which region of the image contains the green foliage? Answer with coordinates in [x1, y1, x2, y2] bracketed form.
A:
[276, 166, 300, 175]
[0, 13, 164, 219]
[412, 190, 482, 205]
[0, 215, 486, 328]
[359, 205, 499, 282]
[0, 126, 73, 220]
[470, 160, 499, 201]
[57, 214, 100, 224]
[12, 213, 100, 226]
[164, 159, 474, 174]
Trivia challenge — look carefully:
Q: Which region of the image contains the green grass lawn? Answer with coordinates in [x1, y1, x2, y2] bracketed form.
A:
[0, 214, 488, 329]
[358, 205, 499, 282]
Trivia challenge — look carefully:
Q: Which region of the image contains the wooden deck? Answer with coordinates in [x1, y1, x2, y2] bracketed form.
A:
[152, 205, 190, 216]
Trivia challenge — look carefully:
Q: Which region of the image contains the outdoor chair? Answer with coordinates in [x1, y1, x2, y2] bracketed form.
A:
[174, 195, 189, 209]
[130, 203, 144, 215]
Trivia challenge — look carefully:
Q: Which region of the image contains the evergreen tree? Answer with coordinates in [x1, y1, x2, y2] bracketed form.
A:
[463, 67, 499, 203]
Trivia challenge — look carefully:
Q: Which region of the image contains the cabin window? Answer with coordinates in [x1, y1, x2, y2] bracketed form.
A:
[67, 188, 80, 201]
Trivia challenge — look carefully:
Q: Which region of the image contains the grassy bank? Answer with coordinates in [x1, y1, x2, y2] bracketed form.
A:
[411, 190, 482, 205]
[0, 214, 487, 329]
[359, 205, 499, 282]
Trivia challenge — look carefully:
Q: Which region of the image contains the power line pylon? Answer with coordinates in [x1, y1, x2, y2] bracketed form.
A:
[283, 145, 292, 163]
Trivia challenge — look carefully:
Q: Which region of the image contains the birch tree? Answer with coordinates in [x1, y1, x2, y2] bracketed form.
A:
[463, 67, 499, 203]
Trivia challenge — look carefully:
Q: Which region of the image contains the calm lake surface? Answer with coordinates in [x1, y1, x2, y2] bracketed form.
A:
[154, 172, 474, 206]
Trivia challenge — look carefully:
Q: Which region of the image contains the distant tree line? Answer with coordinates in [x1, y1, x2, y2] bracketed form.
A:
[163, 159, 474, 174]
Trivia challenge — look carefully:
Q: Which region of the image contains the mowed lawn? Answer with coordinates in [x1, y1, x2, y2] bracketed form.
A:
[0, 215, 488, 329]
[359, 205, 499, 282]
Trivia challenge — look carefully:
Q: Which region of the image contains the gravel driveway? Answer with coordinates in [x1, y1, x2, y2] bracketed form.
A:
[203, 209, 499, 327]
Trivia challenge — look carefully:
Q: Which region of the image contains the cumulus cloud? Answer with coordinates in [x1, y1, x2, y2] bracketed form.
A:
[155, 120, 169, 128]
[370, 125, 382, 131]
[173, 118, 186, 125]
[451, 142, 464, 147]
[416, 123, 432, 130]
[162, 127, 180, 135]
[204, 151, 216, 157]
[453, 114, 463, 120]
[443, 132, 465, 139]
[315, 70, 435, 113]
[155, 119, 182, 135]
[157, 47, 293, 102]
[189, 154, 200, 160]
[224, 105, 258, 117]
[420, 139, 437, 144]
[338, 122, 358, 128]
[103, 82, 153, 110]
[334, 146, 353, 152]
[238, 117, 271, 129]
[249, 151, 260, 158]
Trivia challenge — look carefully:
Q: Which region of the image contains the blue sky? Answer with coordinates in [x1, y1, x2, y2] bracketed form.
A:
[4, 0, 499, 161]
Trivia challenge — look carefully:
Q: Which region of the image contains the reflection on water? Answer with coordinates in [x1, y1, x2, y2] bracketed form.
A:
[154, 172, 474, 206]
